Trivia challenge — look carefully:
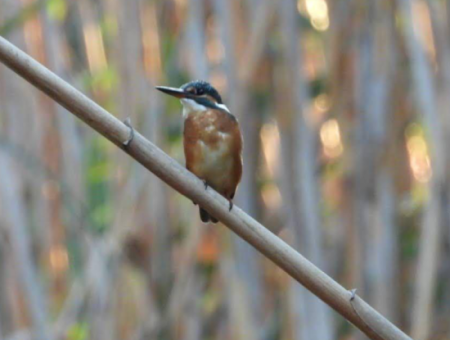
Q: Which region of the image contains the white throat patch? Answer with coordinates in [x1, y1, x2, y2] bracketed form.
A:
[181, 98, 207, 118]
[180, 98, 231, 118]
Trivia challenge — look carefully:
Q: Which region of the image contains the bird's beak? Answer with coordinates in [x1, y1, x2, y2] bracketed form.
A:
[155, 86, 190, 99]
[155, 85, 229, 113]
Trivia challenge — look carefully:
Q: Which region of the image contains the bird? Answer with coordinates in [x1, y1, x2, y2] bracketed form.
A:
[155, 80, 243, 223]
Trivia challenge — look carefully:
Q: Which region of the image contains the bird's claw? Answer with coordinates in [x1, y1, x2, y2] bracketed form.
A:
[349, 288, 357, 301]
[123, 117, 135, 148]
[203, 180, 208, 190]
[228, 200, 233, 212]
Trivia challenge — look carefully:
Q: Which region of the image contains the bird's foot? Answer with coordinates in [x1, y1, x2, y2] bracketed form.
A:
[203, 180, 208, 190]
[228, 199, 233, 212]
[123, 117, 135, 148]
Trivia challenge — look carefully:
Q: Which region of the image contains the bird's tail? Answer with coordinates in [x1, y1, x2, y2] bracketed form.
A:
[199, 207, 218, 224]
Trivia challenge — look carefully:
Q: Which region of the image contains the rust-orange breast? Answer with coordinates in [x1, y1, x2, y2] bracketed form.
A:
[184, 109, 242, 199]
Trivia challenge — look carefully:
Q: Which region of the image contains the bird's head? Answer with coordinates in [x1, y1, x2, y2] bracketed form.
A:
[156, 80, 230, 115]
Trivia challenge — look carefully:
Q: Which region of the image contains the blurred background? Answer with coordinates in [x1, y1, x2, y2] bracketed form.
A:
[0, 0, 449, 339]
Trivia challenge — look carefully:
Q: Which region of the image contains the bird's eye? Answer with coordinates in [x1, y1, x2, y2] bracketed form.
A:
[197, 88, 204, 95]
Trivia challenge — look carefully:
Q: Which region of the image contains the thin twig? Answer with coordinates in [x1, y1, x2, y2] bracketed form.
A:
[0, 35, 412, 340]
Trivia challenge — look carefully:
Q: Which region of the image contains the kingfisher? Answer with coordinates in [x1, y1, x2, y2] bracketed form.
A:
[155, 80, 243, 223]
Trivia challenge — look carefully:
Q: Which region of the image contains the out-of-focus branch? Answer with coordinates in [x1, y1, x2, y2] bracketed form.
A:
[0, 154, 50, 340]
[0, 0, 48, 36]
[0, 35, 412, 340]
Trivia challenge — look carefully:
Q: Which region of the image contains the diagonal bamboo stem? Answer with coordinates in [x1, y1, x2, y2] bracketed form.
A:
[0, 35, 412, 340]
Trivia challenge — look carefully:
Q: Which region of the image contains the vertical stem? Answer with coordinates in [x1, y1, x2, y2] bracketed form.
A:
[213, 0, 264, 336]
[278, 0, 333, 339]
[397, 1, 445, 338]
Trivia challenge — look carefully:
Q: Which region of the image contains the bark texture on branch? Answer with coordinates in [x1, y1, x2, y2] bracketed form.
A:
[0, 35, 412, 340]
